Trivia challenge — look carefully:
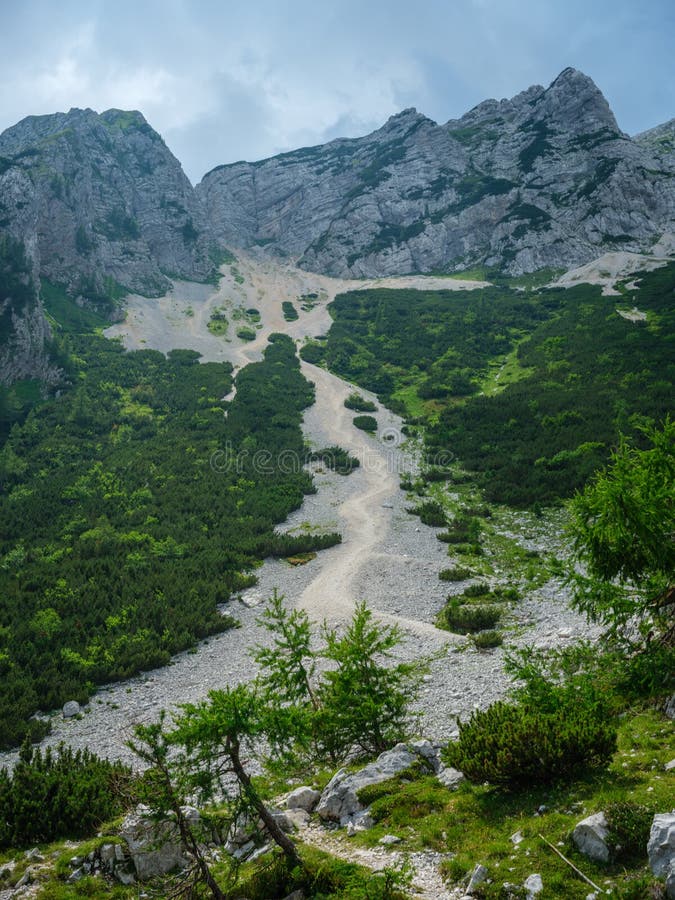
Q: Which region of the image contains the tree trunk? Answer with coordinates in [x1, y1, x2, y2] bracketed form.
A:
[228, 739, 301, 869]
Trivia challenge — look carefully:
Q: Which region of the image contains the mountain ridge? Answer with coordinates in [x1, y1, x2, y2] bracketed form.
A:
[198, 67, 675, 278]
[1, 67, 674, 387]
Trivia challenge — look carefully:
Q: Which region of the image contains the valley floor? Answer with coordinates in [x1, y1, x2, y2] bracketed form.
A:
[0, 253, 596, 770]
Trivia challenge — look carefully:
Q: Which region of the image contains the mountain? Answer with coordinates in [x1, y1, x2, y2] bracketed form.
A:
[0, 107, 215, 385]
[198, 68, 675, 277]
[0, 107, 214, 297]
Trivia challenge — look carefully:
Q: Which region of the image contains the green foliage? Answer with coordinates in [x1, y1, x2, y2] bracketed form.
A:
[307, 445, 360, 475]
[438, 599, 501, 634]
[353, 414, 378, 433]
[207, 307, 228, 335]
[439, 566, 473, 581]
[282, 301, 299, 321]
[407, 499, 447, 527]
[41, 280, 115, 333]
[472, 630, 503, 649]
[317, 264, 675, 506]
[320, 602, 423, 757]
[605, 801, 654, 862]
[0, 334, 326, 749]
[568, 419, 674, 670]
[443, 691, 617, 786]
[252, 596, 422, 764]
[344, 392, 377, 412]
[236, 326, 256, 341]
[0, 741, 133, 847]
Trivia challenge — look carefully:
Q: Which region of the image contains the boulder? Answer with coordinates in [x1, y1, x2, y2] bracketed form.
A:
[572, 812, 610, 863]
[524, 873, 544, 897]
[647, 812, 675, 886]
[379, 834, 402, 846]
[466, 863, 489, 894]
[119, 804, 199, 880]
[316, 742, 434, 826]
[284, 786, 321, 812]
[664, 694, 675, 720]
[62, 700, 81, 718]
[437, 765, 465, 790]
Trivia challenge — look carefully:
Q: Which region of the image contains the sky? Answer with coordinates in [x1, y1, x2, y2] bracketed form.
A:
[1, 0, 673, 184]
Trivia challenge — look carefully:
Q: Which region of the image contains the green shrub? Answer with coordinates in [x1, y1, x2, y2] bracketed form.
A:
[282, 301, 299, 321]
[0, 741, 134, 847]
[344, 392, 377, 412]
[463, 582, 491, 598]
[472, 630, 503, 649]
[407, 500, 447, 527]
[299, 341, 325, 364]
[443, 695, 617, 786]
[439, 566, 473, 581]
[237, 326, 256, 341]
[439, 599, 501, 633]
[307, 445, 360, 475]
[605, 801, 654, 862]
[353, 415, 378, 433]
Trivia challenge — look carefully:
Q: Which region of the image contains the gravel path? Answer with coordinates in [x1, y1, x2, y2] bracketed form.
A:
[0, 257, 597, 772]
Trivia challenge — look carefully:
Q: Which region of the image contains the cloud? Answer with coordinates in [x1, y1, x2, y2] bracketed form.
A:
[0, 0, 673, 182]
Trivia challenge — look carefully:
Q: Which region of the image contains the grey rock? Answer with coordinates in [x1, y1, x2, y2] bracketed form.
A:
[665, 759, 675, 772]
[67, 867, 84, 883]
[283, 808, 311, 830]
[572, 812, 610, 863]
[647, 811, 675, 880]
[284, 786, 321, 812]
[0, 106, 216, 387]
[62, 701, 81, 718]
[23, 848, 43, 862]
[379, 834, 402, 845]
[119, 803, 195, 880]
[316, 742, 433, 825]
[409, 738, 442, 773]
[467, 862, 489, 894]
[15, 869, 32, 887]
[99, 843, 117, 865]
[437, 765, 465, 790]
[199, 68, 675, 279]
[524, 872, 543, 897]
[0, 108, 214, 297]
[667, 861, 675, 899]
[664, 695, 675, 720]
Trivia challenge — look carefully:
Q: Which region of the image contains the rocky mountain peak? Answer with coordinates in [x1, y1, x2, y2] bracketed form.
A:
[536, 66, 621, 134]
[198, 67, 674, 280]
[0, 106, 214, 300]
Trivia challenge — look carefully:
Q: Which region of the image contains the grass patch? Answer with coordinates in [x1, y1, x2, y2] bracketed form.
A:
[349, 708, 673, 898]
[207, 307, 228, 335]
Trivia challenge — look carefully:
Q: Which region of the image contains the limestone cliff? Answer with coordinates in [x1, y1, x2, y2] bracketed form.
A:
[198, 68, 675, 277]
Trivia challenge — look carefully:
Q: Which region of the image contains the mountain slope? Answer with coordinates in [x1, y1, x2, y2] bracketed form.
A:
[0, 107, 217, 385]
[0, 107, 214, 298]
[198, 68, 675, 277]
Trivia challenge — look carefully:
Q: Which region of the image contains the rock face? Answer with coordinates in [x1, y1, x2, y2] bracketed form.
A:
[118, 804, 198, 880]
[198, 68, 675, 277]
[572, 811, 610, 863]
[648, 811, 675, 898]
[0, 107, 215, 385]
[0, 108, 213, 297]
